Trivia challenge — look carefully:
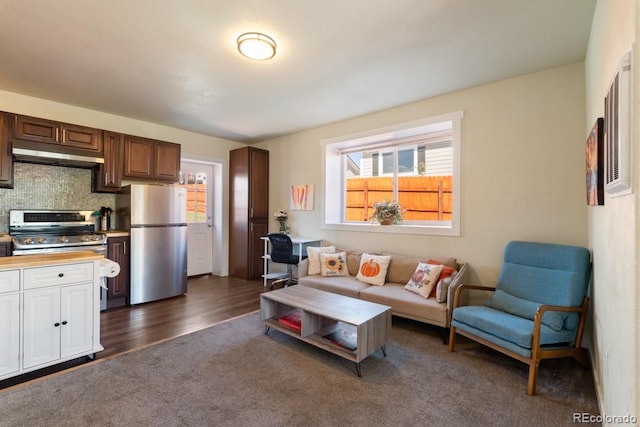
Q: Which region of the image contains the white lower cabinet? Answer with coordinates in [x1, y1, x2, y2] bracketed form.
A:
[0, 256, 103, 381]
[23, 283, 93, 370]
[0, 293, 20, 377]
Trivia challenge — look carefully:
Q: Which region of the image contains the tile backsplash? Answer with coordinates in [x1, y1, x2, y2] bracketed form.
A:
[0, 163, 116, 233]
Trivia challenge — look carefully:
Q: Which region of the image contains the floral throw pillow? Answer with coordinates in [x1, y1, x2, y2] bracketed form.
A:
[356, 253, 391, 286]
[404, 262, 444, 299]
[306, 246, 336, 275]
[319, 252, 348, 276]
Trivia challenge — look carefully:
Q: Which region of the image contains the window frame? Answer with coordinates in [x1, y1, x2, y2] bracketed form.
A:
[321, 111, 463, 236]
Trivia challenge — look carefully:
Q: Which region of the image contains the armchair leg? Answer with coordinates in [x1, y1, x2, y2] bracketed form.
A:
[527, 360, 540, 396]
[448, 327, 457, 352]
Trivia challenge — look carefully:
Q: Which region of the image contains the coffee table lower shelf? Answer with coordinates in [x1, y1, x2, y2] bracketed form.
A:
[260, 286, 391, 376]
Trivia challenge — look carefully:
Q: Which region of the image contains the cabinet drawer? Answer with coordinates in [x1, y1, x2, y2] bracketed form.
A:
[0, 270, 19, 293]
[24, 263, 94, 290]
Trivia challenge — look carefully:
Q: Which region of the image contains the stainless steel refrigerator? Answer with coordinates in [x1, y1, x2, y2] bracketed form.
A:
[116, 184, 188, 304]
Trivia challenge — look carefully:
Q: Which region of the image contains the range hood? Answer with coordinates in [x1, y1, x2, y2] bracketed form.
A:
[12, 140, 104, 168]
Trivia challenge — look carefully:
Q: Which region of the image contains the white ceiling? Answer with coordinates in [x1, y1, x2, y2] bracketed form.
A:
[0, 0, 595, 143]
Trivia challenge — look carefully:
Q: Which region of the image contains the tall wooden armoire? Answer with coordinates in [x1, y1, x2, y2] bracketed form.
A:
[229, 146, 269, 279]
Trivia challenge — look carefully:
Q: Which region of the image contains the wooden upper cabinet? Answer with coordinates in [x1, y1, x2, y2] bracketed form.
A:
[123, 135, 154, 178]
[13, 114, 101, 152]
[13, 115, 56, 143]
[93, 131, 123, 193]
[155, 141, 181, 181]
[123, 135, 180, 181]
[0, 112, 13, 188]
[61, 123, 101, 151]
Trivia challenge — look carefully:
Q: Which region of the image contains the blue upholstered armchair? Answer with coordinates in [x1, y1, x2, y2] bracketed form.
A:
[448, 241, 592, 395]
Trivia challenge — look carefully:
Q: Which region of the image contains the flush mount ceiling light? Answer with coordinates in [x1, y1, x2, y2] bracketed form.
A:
[237, 32, 276, 60]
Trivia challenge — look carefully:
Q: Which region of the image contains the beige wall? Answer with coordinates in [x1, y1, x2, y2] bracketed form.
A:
[258, 63, 588, 286]
[585, 0, 638, 419]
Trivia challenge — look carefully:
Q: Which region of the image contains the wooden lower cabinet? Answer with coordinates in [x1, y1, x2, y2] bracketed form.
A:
[106, 237, 130, 309]
[0, 242, 11, 257]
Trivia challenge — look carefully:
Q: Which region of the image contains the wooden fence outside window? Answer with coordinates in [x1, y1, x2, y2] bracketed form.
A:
[345, 176, 452, 222]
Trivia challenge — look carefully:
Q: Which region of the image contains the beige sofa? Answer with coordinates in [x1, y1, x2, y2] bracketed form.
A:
[297, 251, 469, 343]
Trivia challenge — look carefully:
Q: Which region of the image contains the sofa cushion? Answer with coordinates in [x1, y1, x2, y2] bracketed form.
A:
[346, 252, 363, 276]
[319, 252, 348, 276]
[356, 253, 391, 286]
[404, 262, 443, 298]
[384, 254, 421, 284]
[382, 252, 458, 283]
[360, 283, 447, 326]
[298, 276, 370, 298]
[452, 306, 576, 351]
[306, 246, 336, 275]
[485, 289, 565, 331]
[427, 260, 456, 298]
[435, 275, 456, 303]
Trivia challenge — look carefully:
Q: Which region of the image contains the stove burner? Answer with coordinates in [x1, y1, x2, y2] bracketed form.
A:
[9, 210, 108, 256]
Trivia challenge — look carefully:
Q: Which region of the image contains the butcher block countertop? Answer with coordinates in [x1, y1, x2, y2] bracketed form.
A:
[0, 251, 103, 268]
[105, 230, 129, 237]
[0, 234, 11, 243]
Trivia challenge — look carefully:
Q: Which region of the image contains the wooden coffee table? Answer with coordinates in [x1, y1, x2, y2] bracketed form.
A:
[260, 286, 391, 376]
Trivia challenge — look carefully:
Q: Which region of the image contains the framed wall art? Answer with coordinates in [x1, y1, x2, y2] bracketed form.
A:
[586, 117, 604, 206]
[290, 184, 314, 210]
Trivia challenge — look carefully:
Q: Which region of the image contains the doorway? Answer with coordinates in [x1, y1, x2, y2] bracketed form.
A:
[181, 159, 224, 277]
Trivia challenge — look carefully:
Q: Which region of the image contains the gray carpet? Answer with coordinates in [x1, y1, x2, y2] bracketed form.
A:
[0, 312, 600, 427]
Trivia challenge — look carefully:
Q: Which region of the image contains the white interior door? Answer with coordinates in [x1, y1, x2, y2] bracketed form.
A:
[182, 161, 214, 276]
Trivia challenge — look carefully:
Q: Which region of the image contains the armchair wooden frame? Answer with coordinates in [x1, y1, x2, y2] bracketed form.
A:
[448, 284, 590, 396]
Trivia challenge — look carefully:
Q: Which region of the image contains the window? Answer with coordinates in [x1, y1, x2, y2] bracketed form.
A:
[182, 171, 208, 223]
[322, 111, 462, 236]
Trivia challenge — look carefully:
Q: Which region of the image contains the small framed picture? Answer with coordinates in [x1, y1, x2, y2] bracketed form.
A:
[586, 117, 604, 206]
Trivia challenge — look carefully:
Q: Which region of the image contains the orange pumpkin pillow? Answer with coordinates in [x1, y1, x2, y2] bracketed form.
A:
[404, 262, 444, 299]
[427, 260, 456, 298]
[356, 253, 391, 286]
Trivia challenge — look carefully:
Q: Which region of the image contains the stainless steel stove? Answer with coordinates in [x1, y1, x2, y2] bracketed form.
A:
[9, 210, 107, 256]
[10, 209, 109, 310]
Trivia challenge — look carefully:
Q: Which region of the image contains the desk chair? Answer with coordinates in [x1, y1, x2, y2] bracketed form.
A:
[267, 233, 299, 289]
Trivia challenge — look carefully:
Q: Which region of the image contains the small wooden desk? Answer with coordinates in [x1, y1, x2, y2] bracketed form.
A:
[261, 236, 322, 287]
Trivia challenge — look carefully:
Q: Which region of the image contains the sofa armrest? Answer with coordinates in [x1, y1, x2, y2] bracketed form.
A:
[445, 262, 470, 327]
[298, 258, 309, 278]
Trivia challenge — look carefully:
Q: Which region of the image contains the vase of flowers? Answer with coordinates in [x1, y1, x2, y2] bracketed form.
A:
[273, 209, 288, 233]
[370, 200, 404, 225]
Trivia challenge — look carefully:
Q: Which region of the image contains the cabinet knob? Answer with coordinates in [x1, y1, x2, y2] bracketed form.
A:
[62, 321, 68, 325]
[58, 273, 64, 278]
[54, 322, 60, 327]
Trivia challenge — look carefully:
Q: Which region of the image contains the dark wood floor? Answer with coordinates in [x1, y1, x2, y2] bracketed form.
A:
[0, 275, 267, 389]
[99, 274, 268, 358]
